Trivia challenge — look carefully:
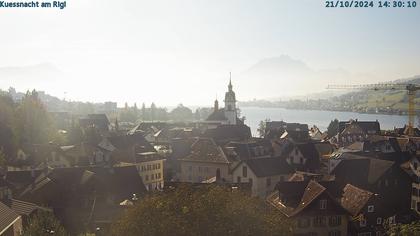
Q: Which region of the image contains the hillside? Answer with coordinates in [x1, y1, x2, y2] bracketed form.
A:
[239, 76, 420, 114]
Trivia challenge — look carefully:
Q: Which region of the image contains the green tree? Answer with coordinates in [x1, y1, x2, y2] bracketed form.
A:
[23, 211, 67, 236]
[257, 119, 270, 138]
[111, 185, 291, 236]
[327, 119, 339, 138]
[15, 90, 55, 145]
[0, 94, 17, 158]
[387, 221, 420, 236]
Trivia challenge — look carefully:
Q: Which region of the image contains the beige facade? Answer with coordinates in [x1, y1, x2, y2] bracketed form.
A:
[136, 159, 165, 191]
[231, 162, 289, 197]
[179, 161, 231, 183]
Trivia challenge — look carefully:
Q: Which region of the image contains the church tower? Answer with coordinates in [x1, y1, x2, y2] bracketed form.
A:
[224, 72, 237, 125]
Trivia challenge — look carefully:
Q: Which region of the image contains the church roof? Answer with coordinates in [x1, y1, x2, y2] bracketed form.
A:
[206, 109, 228, 121]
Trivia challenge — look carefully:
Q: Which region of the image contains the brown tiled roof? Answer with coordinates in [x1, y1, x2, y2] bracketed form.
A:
[179, 138, 230, 163]
[341, 184, 373, 216]
[0, 201, 20, 234]
[291, 180, 326, 216]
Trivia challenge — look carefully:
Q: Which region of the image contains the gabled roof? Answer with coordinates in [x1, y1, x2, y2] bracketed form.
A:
[341, 184, 373, 216]
[10, 199, 50, 216]
[291, 180, 326, 216]
[0, 201, 20, 234]
[179, 138, 230, 163]
[242, 157, 293, 177]
[331, 156, 394, 186]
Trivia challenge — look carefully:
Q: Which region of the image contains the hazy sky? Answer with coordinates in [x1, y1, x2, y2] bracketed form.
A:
[1, 0, 419, 106]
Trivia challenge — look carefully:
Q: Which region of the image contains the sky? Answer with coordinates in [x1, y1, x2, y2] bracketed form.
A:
[0, 0, 419, 107]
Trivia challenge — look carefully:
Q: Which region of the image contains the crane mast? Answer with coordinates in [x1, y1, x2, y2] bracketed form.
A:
[327, 83, 420, 136]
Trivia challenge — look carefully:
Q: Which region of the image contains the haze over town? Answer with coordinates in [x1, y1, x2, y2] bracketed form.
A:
[1, 0, 420, 106]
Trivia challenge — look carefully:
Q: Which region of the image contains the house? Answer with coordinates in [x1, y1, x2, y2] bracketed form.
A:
[341, 184, 389, 236]
[19, 166, 146, 234]
[178, 138, 232, 183]
[284, 142, 321, 172]
[133, 152, 165, 191]
[267, 180, 349, 236]
[231, 157, 294, 197]
[337, 120, 380, 147]
[331, 156, 413, 223]
[0, 201, 22, 236]
[79, 114, 110, 134]
[265, 121, 309, 142]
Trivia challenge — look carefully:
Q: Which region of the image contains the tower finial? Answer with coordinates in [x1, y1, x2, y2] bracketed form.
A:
[228, 72, 232, 91]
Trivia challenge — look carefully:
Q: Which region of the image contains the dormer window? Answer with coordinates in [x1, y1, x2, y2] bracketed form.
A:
[368, 205, 374, 213]
[320, 199, 327, 209]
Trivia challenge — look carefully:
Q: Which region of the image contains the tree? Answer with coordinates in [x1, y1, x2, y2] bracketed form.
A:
[0, 148, 6, 168]
[23, 211, 67, 236]
[257, 119, 270, 138]
[150, 103, 156, 121]
[387, 221, 420, 236]
[111, 185, 291, 236]
[326, 119, 339, 138]
[15, 90, 55, 145]
[170, 104, 193, 121]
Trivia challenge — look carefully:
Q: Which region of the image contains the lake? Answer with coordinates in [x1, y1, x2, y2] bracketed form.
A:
[240, 107, 415, 136]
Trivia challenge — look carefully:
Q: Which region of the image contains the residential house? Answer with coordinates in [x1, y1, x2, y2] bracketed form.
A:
[331, 156, 413, 223]
[178, 138, 232, 183]
[336, 120, 380, 147]
[19, 166, 146, 234]
[133, 152, 165, 191]
[0, 201, 22, 236]
[268, 180, 349, 236]
[341, 184, 389, 236]
[231, 157, 294, 197]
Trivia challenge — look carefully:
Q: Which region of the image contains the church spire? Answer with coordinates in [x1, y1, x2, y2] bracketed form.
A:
[228, 72, 232, 91]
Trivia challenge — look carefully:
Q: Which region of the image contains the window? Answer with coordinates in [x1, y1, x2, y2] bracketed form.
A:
[242, 166, 247, 177]
[414, 162, 418, 170]
[248, 178, 253, 186]
[188, 166, 193, 172]
[157, 163, 161, 169]
[313, 216, 327, 227]
[329, 216, 341, 226]
[376, 217, 382, 225]
[368, 205, 374, 213]
[328, 230, 341, 236]
[151, 174, 154, 180]
[147, 165, 151, 171]
[320, 199, 327, 210]
[198, 167, 202, 172]
[360, 218, 367, 227]
[237, 176, 241, 183]
[145, 175, 149, 181]
[297, 218, 310, 228]
[158, 173, 161, 179]
[266, 178, 271, 187]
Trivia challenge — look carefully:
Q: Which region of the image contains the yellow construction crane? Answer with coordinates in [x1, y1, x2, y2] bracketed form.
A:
[327, 83, 420, 136]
